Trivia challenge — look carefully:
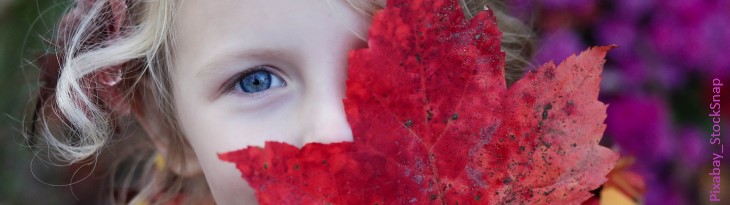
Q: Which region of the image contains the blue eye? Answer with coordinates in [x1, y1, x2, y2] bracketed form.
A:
[237, 68, 285, 93]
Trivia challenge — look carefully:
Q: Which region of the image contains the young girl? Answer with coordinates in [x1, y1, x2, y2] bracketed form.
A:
[27, 0, 534, 204]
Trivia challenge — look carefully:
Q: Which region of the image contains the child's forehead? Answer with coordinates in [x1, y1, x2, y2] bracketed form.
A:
[174, 0, 367, 37]
[172, 0, 370, 75]
[176, 0, 360, 22]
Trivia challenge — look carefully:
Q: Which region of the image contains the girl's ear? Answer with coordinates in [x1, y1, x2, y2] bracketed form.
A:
[131, 81, 203, 177]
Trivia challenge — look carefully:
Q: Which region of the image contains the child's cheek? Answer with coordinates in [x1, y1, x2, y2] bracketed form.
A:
[205, 162, 258, 204]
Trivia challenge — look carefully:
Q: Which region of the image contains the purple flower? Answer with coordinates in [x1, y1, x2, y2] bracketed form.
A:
[595, 18, 638, 63]
[694, 11, 730, 76]
[649, 0, 730, 77]
[505, 0, 537, 22]
[606, 95, 673, 164]
[531, 29, 585, 67]
[602, 56, 648, 91]
[675, 127, 707, 170]
[613, 0, 655, 22]
[541, 0, 597, 13]
[643, 182, 688, 205]
[653, 62, 685, 90]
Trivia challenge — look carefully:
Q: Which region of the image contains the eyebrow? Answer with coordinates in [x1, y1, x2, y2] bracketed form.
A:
[196, 48, 290, 76]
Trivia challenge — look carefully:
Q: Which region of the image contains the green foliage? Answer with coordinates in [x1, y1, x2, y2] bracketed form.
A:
[0, 0, 74, 204]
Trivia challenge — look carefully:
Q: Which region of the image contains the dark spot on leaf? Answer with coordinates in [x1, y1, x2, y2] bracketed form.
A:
[564, 100, 577, 115]
[451, 113, 459, 120]
[503, 177, 512, 184]
[294, 164, 300, 170]
[542, 156, 552, 165]
[541, 103, 552, 120]
[544, 188, 556, 196]
[430, 194, 437, 200]
[263, 163, 268, 170]
[544, 69, 555, 79]
[571, 143, 577, 147]
[405, 119, 413, 128]
[416, 55, 422, 63]
[426, 110, 434, 121]
[475, 195, 481, 201]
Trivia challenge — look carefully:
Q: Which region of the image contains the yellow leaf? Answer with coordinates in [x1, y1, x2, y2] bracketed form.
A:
[600, 186, 637, 205]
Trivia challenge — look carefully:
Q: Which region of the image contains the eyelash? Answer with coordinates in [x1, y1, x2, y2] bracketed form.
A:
[227, 65, 286, 97]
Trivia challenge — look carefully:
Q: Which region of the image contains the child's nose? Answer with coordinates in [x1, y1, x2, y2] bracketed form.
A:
[298, 88, 354, 145]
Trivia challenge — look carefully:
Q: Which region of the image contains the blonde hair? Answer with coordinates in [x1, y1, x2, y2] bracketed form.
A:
[27, 0, 534, 204]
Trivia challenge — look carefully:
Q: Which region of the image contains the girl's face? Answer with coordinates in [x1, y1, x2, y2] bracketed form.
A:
[171, 0, 368, 203]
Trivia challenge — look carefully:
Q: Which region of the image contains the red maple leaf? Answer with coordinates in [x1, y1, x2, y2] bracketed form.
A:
[218, 0, 619, 204]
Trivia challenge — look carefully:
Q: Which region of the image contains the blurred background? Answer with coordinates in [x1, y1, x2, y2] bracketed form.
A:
[1, 0, 729, 204]
[506, 0, 730, 204]
[0, 0, 113, 204]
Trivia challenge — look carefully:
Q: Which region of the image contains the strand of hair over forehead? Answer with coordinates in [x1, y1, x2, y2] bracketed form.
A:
[45, 0, 173, 164]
